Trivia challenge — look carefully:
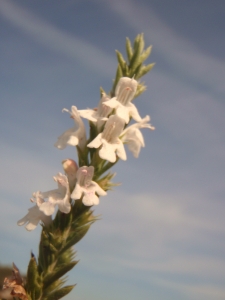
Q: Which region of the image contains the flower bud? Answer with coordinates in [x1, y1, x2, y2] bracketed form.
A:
[62, 159, 78, 191]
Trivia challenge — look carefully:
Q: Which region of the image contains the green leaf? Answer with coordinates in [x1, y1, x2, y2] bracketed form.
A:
[60, 224, 91, 254]
[130, 34, 144, 73]
[43, 261, 78, 288]
[100, 86, 106, 97]
[111, 64, 123, 96]
[132, 63, 142, 79]
[115, 50, 126, 73]
[26, 254, 42, 299]
[139, 45, 152, 64]
[45, 284, 76, 300]
[135, 83, 147, 98]
[138, 63, 155, 78]
[125, 37, 133, 62]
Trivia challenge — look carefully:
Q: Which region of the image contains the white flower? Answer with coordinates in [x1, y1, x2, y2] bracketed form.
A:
[79, 93, 113, 125]
[121, 115, 155, 158]
[87, 115, 126, 163]
[104, 77, 142, 124]
[71, 166, 106, 206]
[37, 173, 71, 216]
[54, 106, 86, 151]
[17, 192, 52, 231]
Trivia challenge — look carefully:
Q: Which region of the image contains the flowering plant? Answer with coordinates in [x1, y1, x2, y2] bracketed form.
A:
[1, 33, 155, 300]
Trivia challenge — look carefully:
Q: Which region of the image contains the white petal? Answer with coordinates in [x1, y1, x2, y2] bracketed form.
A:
[71, 184, 83, 200]
[67, 135, 79, 146]
[116, 141, 127, 161]
[25, 218, 39, 231]
[40, 190, 61, 200]
[56, 106, 87, 151]
[124, 127, 145, 147]
[103, 98, 118, 108]
[87, 133, 103, 148]
[82, 191, 99, 206]
[58, 200, 71, 214]
[39, 202, 56, 216]
[127, 139, 142, 158]
[134, 128, 145, 146]
[79, 109, 98, 122]
[54, 128, 76, 149]
[128, 103, 142, 122]
[116, 105, 130, 124]
[91, 182, 107, 196]
[17, 215, 28, 226]
[99, 140, 117, 162]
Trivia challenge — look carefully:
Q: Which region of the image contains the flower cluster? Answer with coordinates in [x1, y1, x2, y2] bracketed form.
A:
[18, 77, 154, 231]
[18, 162, 105, 231]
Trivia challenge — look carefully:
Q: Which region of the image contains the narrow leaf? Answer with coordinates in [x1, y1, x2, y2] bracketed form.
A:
[129, 35, 144, 72]
[138, 63, 155, 78]
[111, 64, 122, 97]
[60, 224, 91, 254]
[125, 37, 133, 61]
[139, 45, 152, 63]
[115, 50, 126, 73]
[43, 261, 78, 288]
[26, 254, 42, 299]
[45, 284, 76, 300]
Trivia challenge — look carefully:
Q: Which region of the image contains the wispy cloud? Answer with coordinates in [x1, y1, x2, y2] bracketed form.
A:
[153, 277, 225, 300]
[74, 191, 225, 299]
[96, 0, 225, 97]
[0, 0, 115, 76]
[64, 192, 225, 300]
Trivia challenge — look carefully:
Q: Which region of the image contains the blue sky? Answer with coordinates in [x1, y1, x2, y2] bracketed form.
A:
[0, 0, 225, 299]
